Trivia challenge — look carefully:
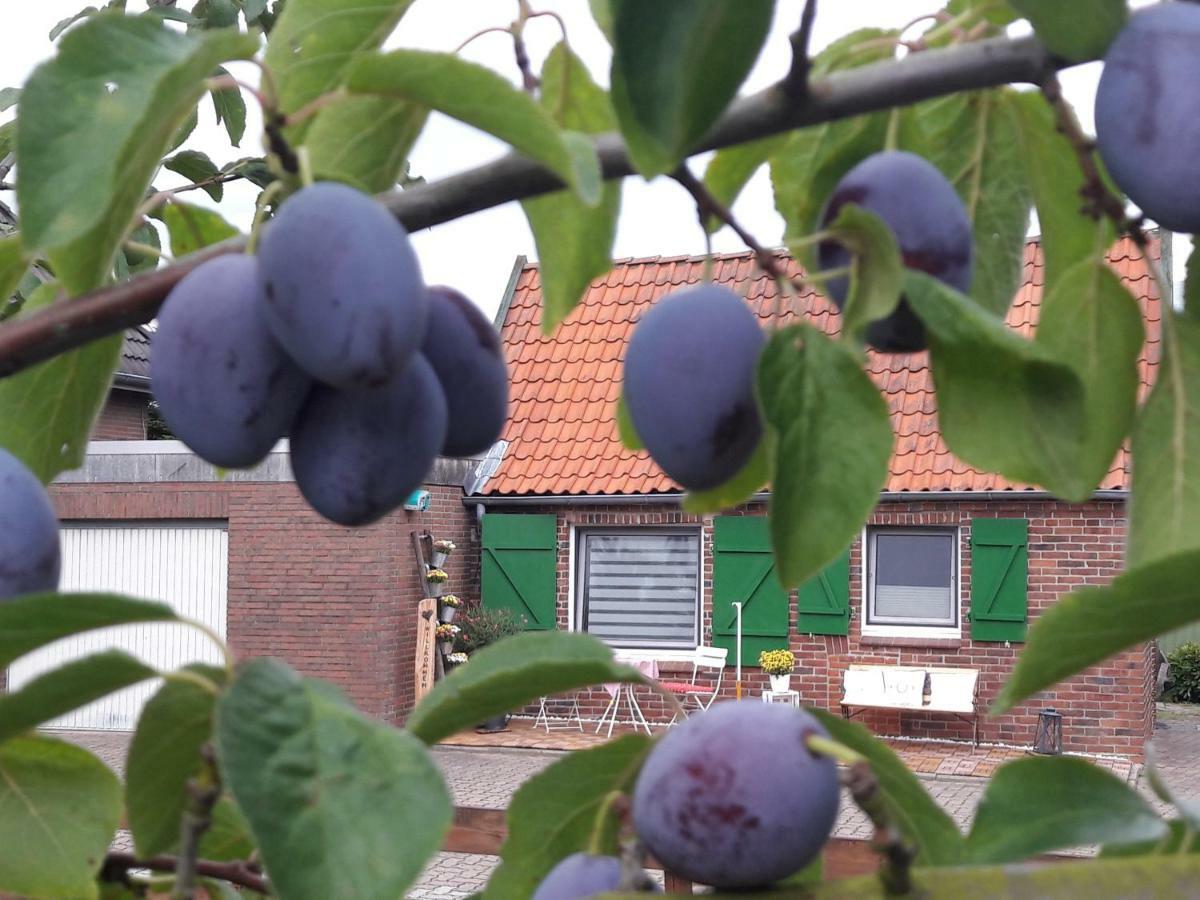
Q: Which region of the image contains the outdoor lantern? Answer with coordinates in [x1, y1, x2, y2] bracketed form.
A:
[1032, 708, 1063, 755]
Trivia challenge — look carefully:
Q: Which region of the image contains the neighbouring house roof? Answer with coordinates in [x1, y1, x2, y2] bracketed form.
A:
[481, 238, 1162, 497]
[114, 326, 152, 389]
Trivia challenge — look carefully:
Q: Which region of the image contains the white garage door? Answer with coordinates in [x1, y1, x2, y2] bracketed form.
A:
[8, 523, 229, 731]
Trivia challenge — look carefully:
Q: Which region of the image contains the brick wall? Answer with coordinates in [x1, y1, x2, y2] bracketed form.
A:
[497, 498, 1154, 760]
[50, 473, 477, 724]
[92, 390, 148, 440]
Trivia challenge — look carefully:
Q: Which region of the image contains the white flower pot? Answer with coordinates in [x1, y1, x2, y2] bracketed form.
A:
[439, 605, 456, 624]
[769, 674, 792, 693]
[428, 580, 448, 596]
[432, 551, 449, 568]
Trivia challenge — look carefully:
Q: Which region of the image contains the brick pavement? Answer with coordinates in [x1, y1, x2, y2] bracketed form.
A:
[48, 703, 1200, 897]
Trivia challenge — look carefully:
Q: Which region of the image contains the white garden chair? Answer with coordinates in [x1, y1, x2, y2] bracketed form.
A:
[535, 694, 583, 732]
[656, 646, 728, 723]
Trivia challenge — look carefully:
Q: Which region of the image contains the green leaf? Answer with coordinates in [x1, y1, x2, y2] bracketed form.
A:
[903, 270, 1086, 497]
[1102, 820, 1200, 857]
[168, 105, 199, 154]
[607, 0, 774, 178]
[49, 7, 100, 41]
[0, 281, 122, 481]
[221, 155, 275, 188]
[407, 632, 644, 745]
[1010, 0, 1127, 62]
[164, 149, 223, 200]
[702, 136, 787, 233]
[1034, 258, 1143, 499]
[217, 658, 451, 900]
[905, 90, 1031, 317]
[127, 664, 225, 858]
[485, 735, 651, 899]
[0, 87, 19, 112]
[203, 0, 241, 29]
[995, 548, 1200, 713]
[808, 710, 966, 865]
[967, 757, 1165, 863]
[1128, 308, 1200, 568]
[0, 650, 157, 745]
[615, 393, 644, 451]
[241, 0, 269, 25]
[0, 120, 15, 162]
[523, 43, 620, 333]
[17, 14, 256, 294]
[263, 0, 417, 143]
[144, 5, 201, 26]
[821, 203, 904, 341]
[347, 50, 599, 204]
[759, 324, 893, 589]
[682, 439, 769, 515]
[157, 199, 239, 256]
[210, 70, 247, 147]
[0, 592, 179, 669]
[588, 0, 613, 42]
[198, 796, 256, 862]
[0, 735, 122, 900]
[306, 96, 428, 193]
[122, 218, 162, 275]
[1007, 90, 1115, 294]
[0, 234, 31, 302]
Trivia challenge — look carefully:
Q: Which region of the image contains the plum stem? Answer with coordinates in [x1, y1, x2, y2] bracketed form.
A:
[204, 74, 270, 112]
[587, 789, 628, 855]
[805, 733, 866, 765]
[246, 181, 287, 256]
[843, 760, 917, 894]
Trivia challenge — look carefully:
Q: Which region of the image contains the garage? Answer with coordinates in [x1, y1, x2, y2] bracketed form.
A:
[8, 521, 228, 731]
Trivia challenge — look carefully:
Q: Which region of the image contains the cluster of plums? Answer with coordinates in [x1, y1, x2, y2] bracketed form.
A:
[152, 182, 509, 526]
[532, 702, 841, 897]
[625, 148, 972, 494]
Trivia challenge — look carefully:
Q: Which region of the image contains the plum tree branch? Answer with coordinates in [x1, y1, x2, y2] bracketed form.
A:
[101, 852, 269, 894]
[784, 0, 819, 100]
[842, 760, 916, 894]
[0, 33, 1076, 379]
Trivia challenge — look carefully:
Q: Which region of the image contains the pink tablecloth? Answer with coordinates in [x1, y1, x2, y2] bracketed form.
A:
[604, 655, 659, 696]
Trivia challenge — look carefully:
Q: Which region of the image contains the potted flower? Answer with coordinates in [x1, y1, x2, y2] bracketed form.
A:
[759, 648, 796, 693]
[425, 567, 449, 596]
[439, 594, 461, 623]
[453, 605, 527, 732]
[446, 651, 469, 669]
[431, 539, 456, 568]
[435, 622, 460, 655]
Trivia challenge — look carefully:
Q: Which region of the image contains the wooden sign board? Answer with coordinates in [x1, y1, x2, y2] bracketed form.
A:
[415, 597, 437, 703]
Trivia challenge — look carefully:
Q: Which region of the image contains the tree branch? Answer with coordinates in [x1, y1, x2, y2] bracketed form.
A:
[0, 33, 1074, 379]
[101, 852, 268, 894]
[784, 0, 819, 100]
[843, 760, 917, 894]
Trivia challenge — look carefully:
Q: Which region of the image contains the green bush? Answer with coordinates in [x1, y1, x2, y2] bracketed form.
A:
[1166, 642, 1200, 703]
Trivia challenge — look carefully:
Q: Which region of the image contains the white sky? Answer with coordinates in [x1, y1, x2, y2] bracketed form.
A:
[0, 0, 1184, 318]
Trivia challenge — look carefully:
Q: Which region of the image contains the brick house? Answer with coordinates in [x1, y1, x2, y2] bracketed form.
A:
[469, 238, 1162, 760]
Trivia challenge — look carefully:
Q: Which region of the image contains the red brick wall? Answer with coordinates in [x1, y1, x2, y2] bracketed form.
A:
[50, 477, 477, 724]
[501, 498, 1154, 760]
[92, 390, 148, 440]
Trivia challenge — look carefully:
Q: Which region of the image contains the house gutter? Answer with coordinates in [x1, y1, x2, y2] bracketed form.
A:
[112, 372, 152, 393]
[465, 490, 1129, 507]
[493, 255, 527, 329]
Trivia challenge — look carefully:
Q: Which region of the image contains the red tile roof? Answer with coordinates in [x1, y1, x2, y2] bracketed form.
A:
[484, 238, 1162, 497]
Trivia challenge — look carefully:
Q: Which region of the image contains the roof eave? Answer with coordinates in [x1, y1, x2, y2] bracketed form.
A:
[465, 489, 1130, 507]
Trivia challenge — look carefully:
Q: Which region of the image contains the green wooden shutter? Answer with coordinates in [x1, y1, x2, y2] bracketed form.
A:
[711, 517, 789, 663]
[481, 514, 557, 630]
[969, 518, 1029, 642]
[797, 548, 851, 636]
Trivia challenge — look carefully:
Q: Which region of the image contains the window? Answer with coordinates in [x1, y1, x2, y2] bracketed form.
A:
[575, 529, 700, 648]
[866, 528, 958, 629]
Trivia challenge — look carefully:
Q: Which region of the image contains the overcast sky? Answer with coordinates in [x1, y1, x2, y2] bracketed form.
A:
[0, 1, 1182, 318]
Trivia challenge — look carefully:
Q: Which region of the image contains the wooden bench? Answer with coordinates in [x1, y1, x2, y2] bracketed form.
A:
[840, 664, 981, 745]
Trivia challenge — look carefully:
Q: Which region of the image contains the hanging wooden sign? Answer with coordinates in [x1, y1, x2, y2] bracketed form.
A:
[415, 597, 437, 703]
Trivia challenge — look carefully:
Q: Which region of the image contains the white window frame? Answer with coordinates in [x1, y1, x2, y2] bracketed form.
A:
[860, 526, 961, 639]
[569, 525, 703, 653]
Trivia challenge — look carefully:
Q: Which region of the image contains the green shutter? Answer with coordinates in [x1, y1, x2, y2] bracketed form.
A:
[711, 517, 789, 663]
[969, 518, 1029, 642]
[481, 514, 557, 630]
[797, 548, 851, 635]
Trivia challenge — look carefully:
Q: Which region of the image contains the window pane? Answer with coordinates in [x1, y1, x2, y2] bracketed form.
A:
[871, 531, 955, 626]
[581, 532, 698, 647]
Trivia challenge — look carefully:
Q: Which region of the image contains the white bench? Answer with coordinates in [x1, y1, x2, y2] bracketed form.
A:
[840, 665, 981, 744]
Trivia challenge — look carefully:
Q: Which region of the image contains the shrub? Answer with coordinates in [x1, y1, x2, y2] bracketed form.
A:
[1166, 642, 1200, 703]
[453, 605, 526, 655]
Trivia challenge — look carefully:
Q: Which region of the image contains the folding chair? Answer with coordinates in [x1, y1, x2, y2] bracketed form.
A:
[656, 646, 728, 723]
[535, 694, 583, 732]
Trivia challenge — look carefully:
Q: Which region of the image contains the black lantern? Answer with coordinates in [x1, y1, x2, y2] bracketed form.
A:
[1032, 708, 1063, 755]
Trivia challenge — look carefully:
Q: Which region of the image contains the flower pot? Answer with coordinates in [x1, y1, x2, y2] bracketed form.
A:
[476, 713, 510, 733]
[428, 580, 448, 597]
[439, 605, 456, 624]
[438, 640, 453, 655]
[769, 674, 792, 693]
[431, 550, 449, 568]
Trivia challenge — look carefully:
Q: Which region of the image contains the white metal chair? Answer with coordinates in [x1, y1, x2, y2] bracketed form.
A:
[535, 694, 583, 732]
[657, 646, 728, 723]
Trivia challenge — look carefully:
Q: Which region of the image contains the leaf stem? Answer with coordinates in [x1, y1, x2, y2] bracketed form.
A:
[806, 733, 867, 764]
[842, 760, 917, 894]
[159, 668, 221, 696]
[587, 790, 627, 855]
[172, 745, 221, 899]
[122, 240, 168, 262]
[179, 615, 235, 675]
[783, 0, 820, 101]
[205, 74, 269, 112]
[246, 180, 286, 256]
[283, 87, 349, 128]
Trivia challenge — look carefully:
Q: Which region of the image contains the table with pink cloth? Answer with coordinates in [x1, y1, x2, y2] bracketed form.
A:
[596, 654, 659, 737]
